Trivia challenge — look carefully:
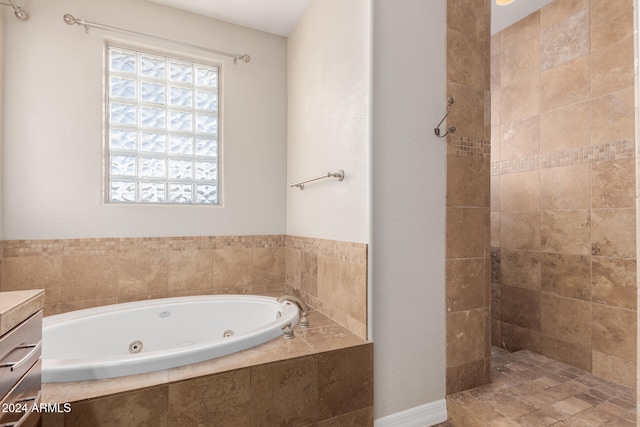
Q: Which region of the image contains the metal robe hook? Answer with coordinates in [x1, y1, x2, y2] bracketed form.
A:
[434, 97, 457, 138]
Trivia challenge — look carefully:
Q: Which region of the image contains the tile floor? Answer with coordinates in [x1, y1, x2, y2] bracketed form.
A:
[440, 347, 636, 426]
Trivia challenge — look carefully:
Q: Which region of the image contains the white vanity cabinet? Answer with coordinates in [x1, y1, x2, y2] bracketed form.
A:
[0, 291, 44, 427]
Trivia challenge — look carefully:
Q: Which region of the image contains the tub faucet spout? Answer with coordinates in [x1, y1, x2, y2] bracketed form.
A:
[277, 295, 310, 328]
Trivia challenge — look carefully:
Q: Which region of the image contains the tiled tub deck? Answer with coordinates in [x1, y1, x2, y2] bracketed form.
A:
[442, 347, 636, 426]
[40, 309, 373, 426]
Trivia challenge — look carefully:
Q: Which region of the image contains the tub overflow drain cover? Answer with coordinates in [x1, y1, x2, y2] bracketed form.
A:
[129, 340, 144, 354]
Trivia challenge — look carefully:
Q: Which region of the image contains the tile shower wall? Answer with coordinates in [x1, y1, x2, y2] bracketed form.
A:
[445, 0, 492, 395]
[0, 234, 369, 339]
[490, 0, 637, 389]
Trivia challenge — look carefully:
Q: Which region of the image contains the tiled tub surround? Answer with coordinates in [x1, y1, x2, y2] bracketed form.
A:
[445, 0, 492, 395]
[285, 235, 368, 339]
[491, 0, 637, 389]
[0, 234, 368, 340]
[40, 309, 374, 426]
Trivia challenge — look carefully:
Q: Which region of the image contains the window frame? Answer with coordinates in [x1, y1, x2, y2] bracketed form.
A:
[103, 42, 223, 206]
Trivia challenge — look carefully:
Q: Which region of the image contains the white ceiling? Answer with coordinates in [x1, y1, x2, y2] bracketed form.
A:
[148, 0, 311, 37]
[148, 0, 554, 38]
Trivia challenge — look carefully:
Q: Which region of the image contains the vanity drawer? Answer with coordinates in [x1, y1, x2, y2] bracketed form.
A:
[0, 359, 41, 427]
[0, 312, 42, 399]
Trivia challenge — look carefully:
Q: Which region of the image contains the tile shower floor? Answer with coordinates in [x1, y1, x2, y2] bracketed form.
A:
[440, 347, 636, 426]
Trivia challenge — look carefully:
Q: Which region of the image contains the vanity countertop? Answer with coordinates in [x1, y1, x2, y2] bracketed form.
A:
[0, 290, 45, 336]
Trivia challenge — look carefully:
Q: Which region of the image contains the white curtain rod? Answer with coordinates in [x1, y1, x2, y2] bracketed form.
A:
[62, 13, 251, 64]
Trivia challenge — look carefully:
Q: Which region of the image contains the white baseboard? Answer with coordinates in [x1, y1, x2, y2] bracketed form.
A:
[374, 399, 448, 427]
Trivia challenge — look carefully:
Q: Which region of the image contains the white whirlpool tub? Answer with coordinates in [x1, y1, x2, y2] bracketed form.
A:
[42, 295, 299, 383]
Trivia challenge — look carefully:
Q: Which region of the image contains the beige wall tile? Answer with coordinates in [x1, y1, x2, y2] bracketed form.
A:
[500, 116, 540, 161]
[500, 12, 540, 52]
[491, 212, 501, 248]
[500, 170, 539, 211]
[591, 209, 636, 258]
[117, 251, 169, 297]
[540, 253, 590, 300]
[491, 50, 500, 92]
[590, 36, 634, 98]
[61, 254, 118, 302]
[539, 101, 590, 152]
[317, 345, 373, 419]
[591, 159, 635, 209]
[501, 322, 542, 353]
[301, 251, 318, 297]
[250, 356, 319, 426]
[590, 0, 634, 51]
[500, 36, 539, 87]
[317, 255, 367, 337]
[491, 90, 500, 129]
[491, 176, 501, 211]
[501, 285, 541, 332]
[592, 257, 637, 310]
[447, 155, 490, 207]
[591, 304, 636, 360]
[592, 350, 636, 389]
[447, 0, 490, 40]
[285, 248, 301, 288]
[447, 308, 489, 367]
[539, 164, 590, 210]
[168, 369, 250, 426]
[540, 0, 588, 29]
[447, 29, 490, 90]
[500, 211, 540, 251]
[500, 77, 540, 125]
[540, 210, 591, 256]
[448, 82, 488, 139]
[167, 250, 213, 293]
[212, 248, 253, 289]
[253, 247, 285, 284]
[64, 386, 169, 427]
[541, 335, 591, 371]
[446, 258, 486, 312]
[447, 207, 487, 258]
[446, 358, 490, 395]
[540, 55, 589, 113]
[590, 88, 635, 146]
[539, 9, 589, 71]
[540, 293, 591, 347]
[1, 256, 62, 303]
[500, 249, 541, 291]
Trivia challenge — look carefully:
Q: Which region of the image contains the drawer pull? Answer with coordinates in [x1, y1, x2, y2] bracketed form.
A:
[0, 341, 41, 372]
[0, 392, 41, 427]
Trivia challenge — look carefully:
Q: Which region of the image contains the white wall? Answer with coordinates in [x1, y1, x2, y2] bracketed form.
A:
[371, 0, 447, 419]
[2, 0, 287, 240]
[286, 0, 370, 244]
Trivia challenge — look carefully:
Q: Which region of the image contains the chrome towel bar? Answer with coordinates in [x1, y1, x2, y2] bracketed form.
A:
[290, 170, 344, 190]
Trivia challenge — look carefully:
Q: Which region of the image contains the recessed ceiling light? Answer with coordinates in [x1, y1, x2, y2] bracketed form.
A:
[496, 0, 516, 5]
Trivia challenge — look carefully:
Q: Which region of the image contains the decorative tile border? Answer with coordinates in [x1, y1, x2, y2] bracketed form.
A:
[285, 235, 367, 264]
[492, 139, 635, 176]
[2, 235, 287, 257]
[1, 235, 367, 260]
[448, 137, 491, 159]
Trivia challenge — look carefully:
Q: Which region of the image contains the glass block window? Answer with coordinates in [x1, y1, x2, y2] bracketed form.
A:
[106, 46, 219, 204]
